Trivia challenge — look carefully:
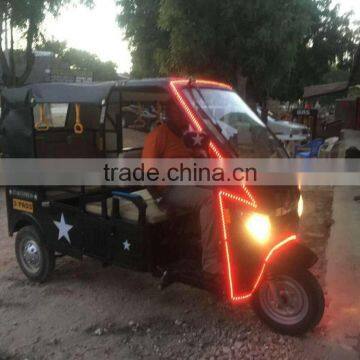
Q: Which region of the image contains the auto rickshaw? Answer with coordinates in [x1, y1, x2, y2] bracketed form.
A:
[0, 79, 324, 335]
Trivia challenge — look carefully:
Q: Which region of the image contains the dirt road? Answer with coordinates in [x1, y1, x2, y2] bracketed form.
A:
[0, 188, 358, 359]
[324, 187, 360, 352]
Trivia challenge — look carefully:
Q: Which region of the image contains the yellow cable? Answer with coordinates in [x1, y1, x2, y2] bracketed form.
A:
[35, 104, 50, 131]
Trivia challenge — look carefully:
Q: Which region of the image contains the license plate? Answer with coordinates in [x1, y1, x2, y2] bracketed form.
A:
[13, 199, 34, 213]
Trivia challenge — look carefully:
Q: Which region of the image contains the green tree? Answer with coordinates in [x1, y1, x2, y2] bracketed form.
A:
[0, 0, 93, 87]
[118, 0, 359, 108]
[274, 2, 360, 100]
[158, 0, 315, 114]
[37, 39, 118, 81]
[349, 41, 360, 87]
[61, 48, 118, 81]
[117, 0, 169, 78]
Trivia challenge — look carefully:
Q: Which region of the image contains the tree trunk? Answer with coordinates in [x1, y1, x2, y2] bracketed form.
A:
[9, 16, 16, 86]
[17, 17, 36, 85]
[245, 78, 259, 113]
[349, 44, 360, 87]
[0, 11, 11, 85]
[235, 66, 247, 99]
[234, 65, 258, 111]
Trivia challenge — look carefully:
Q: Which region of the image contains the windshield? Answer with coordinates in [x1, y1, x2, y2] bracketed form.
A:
[184, 88, 287, 158]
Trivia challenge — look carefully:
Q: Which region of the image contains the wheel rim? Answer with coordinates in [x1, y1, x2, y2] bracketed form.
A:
[20, 237, 42, 275]
[258, 275, 309, 326]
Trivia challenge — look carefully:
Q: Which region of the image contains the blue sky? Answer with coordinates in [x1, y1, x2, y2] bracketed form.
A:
[44, 0, 360, 73]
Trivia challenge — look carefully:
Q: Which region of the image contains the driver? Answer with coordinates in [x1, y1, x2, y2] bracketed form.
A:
[142, 101, 221, 276]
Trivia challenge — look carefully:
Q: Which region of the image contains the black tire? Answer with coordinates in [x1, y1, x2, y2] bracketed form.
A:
[252, 269, 324, 336]
[15, 225, 55, 283]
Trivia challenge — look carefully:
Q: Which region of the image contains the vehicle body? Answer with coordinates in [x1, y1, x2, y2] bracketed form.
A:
[268, 116, 310, 140]
[0, 79, 324, 335]
[256, 107, 311, 142]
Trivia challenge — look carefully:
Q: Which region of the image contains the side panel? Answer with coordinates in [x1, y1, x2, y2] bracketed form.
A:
[80, 212, 113, 259]
[6, 187, 150, 269]
[7, 188, 84, 259]
[40, 203, 85, 258]
[0, 106, 35, 158]
[111, 220, 146, 271]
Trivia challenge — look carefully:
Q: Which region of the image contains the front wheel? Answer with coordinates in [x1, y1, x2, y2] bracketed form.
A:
[252, 269, 324, 335]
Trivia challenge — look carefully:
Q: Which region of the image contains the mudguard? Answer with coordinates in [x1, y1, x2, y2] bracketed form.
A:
[9, 212, 44, 237]
[266, 241, 318, 272]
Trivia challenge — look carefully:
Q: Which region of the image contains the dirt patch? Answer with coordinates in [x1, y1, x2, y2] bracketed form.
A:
[299, 186, 334, 288]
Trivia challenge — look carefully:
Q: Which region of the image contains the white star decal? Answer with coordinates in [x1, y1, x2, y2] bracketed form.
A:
[192, 133, 203, 146]
[123, 240, 131, 251]
[54, 213, 73, 245]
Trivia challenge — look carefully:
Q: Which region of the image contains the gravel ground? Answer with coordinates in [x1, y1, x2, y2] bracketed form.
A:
[299, 187, 334, 288]
[1, 186, 355, 360]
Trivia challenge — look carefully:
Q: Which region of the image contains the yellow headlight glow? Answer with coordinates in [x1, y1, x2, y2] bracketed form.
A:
[245, 213, 271, 245]
[297, 195, 304, 217]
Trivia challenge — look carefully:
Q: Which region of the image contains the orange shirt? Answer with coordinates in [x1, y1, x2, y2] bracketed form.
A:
[142, 124, 194, 158]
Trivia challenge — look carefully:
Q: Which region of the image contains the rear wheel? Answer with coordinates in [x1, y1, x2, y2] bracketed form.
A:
[15, 225, 55, 283]
[252, 269, 324, 335]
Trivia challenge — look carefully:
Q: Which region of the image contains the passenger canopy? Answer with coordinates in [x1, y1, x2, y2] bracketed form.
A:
[1, 82, 116, 107]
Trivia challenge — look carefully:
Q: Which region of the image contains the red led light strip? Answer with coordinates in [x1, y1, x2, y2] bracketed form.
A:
[169, 79, 295, 303]
[219, 190, 257, 223]
[232, 235, 297, 302]
[169, 80, 203, 132]
[209, 141, 223, 159]
[218, 188, 297, 302]
[195, 79, 233, 90]
[170, 79, 225, 158]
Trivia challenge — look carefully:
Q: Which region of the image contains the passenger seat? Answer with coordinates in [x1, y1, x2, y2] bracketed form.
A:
[85, 189, 168, 224]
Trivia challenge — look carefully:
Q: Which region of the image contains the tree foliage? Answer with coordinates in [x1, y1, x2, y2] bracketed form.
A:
[37, 39, 118, 81]
[275, 1, 360, 100]
[117, 0, 169, 78]
[0, 0, 93, 86]
[117, 0, 359, 103]
[349, 43, 360, 86]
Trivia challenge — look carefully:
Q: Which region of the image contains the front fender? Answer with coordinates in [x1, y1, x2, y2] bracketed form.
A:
[267, 241, 318, 272]
[10, 212, 45, 237]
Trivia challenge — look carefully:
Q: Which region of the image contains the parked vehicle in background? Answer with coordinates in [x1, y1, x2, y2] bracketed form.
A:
[268, 115, 311, 141]
[257, 108, 311, 142]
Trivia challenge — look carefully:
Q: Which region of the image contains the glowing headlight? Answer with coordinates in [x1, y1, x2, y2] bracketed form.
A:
[245, 213, 271, 245]
[297, 195, 304, 217]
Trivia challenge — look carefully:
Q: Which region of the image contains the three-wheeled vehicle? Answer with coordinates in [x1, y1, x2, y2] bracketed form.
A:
[0, 79, 324, 335]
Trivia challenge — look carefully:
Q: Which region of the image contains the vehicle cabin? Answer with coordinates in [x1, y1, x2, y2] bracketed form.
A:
[0, 80, 199, 278]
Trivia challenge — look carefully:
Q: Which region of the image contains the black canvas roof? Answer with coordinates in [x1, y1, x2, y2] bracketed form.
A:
[1, 81, 116, 106]
[1, 78, 189, 107]
[1, 78, 177, 106]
